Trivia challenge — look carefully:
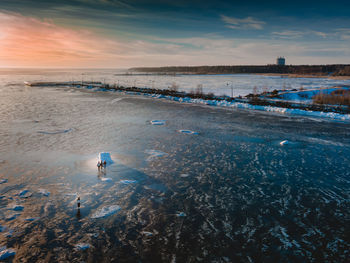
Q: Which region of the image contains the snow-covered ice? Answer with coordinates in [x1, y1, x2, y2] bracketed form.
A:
[91, 205, 121, 219]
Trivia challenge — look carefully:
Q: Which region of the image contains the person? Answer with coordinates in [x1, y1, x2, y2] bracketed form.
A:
[97, 161, 101, 170]
[100, 160, 104, 168]
[103, 160, 107, 167]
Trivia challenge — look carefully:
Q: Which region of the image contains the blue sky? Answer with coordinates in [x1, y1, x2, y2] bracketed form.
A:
[0, 0, 349, 67]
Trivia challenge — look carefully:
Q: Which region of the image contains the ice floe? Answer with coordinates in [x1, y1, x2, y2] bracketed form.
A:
[75, 243, 90, 251]
[24, 217, 39, 221]
[0, 246, 15, 260]
[176, 212, 186, 217]
[142, 231, 153, 236]
[0, 179, 7, 184]
[91, 205, 121, 219]
[120, 179, 137, 184]
[101, 177, 112, 182]
[145, 149, 168, 161]
[37, 128, 72, 134]
[6, 214, 19, 221]
[39, 189, 50, 196]
[12, 205, 24, 211]
[98, 152, 114, 166]
[180, 174, 190, 178]
[280, 140, 289, 146]
[178, 130, 199, 135]
[150, 120, 166, 125]
[18, 189, 32, 198]
[145, 183, 167, 193]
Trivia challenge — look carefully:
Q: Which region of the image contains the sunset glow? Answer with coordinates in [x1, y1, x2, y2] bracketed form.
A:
[0, 0, 350, 68]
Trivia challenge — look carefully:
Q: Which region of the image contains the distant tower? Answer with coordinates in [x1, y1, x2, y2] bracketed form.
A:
[276, 57, 286, 66]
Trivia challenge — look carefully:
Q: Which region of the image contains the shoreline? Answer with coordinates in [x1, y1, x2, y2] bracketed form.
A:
[25, 81, 350, 120]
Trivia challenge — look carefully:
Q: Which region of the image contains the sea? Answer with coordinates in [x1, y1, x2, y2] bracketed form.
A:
[0, 68, 349, 262]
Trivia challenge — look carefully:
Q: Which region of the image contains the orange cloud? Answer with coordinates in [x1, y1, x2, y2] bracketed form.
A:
[0, 11, 124, 67]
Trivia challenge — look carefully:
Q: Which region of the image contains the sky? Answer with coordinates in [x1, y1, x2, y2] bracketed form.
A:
[0, 0, 349, 68]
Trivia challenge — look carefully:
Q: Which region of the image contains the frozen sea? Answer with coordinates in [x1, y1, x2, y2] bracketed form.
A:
[0, 69, 349, 262]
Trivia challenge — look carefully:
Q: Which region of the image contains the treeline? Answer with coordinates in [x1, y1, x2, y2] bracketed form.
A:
[130, 65, 350, 76]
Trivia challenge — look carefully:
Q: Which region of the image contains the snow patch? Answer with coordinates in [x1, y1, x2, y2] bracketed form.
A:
[91, 205, 121, 219]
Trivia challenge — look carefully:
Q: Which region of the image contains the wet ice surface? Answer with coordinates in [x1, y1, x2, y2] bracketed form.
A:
[0, 72, 349, 262]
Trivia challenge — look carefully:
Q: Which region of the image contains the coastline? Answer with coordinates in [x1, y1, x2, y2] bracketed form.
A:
[25, 81, 350, 120]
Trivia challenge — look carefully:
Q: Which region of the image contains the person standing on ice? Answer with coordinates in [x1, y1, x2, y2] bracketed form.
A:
[97, 161, 101, 170]
[103, 160, 107, 167]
